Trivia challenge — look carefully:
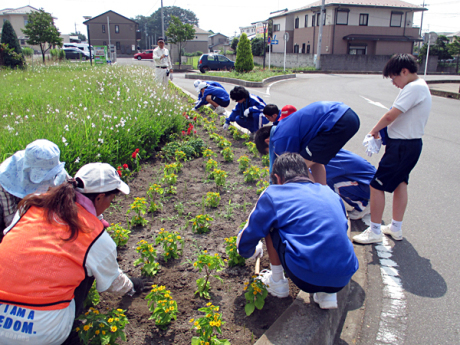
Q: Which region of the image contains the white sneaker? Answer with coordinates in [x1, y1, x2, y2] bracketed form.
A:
[215, 106, 226, 115]
[313, 292, 338, 309]
[381, 224, 403, 241]
[352, 227, 383, 244]
[208, 104, 216, 111]
[257, 269, 289, 298]
[348, 204, 370, 220]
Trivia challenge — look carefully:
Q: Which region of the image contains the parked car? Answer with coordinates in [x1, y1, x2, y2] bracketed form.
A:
[62, 48, 90, 60]
[63, 43, 94, 57]
[134, 50, 154, 60]
[198, 54, 235, 73]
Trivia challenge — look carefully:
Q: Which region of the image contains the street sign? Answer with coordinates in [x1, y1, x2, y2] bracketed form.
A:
[284, 32, 290, 42]
[272, 40, 279, 45]
[267, 36, 271, 44]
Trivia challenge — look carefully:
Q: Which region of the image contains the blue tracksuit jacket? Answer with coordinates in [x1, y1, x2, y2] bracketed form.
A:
[271, 102, 350, 157]
[326, 149, 376, 211]
[225, 94, 268, 133]
[237, 181, 359, 288]
[194, 86, 230, 110]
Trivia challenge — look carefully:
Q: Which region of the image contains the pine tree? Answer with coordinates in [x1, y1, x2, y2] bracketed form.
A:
[235, 33, 254, 73]
[1, 20, 24, 68]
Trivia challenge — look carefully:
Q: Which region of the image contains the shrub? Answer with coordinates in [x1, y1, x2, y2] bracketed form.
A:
[22, 47, 34, 57]
[235, 33, 254, 73]
[1, 20, 24, 68]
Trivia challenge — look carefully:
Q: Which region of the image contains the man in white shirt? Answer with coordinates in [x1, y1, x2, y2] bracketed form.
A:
[153, 37, 173, 86]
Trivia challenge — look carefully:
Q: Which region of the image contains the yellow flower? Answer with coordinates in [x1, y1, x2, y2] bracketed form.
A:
[193, 262, 197, 267]
[83, 325, 90, 331]
[93, 310, 99, 314]
[253, 291, 257, 295]
[203, 250, 207, 253]
[108, 318, 113, 323]
[210, 321, 215, 327]
[95, 330, 100, 335]
[111, 326, 117, 332]
[194, 321, 199, 326]
[117, 308, 123, 312]
[99, 323, 104, 328]
[115, 318, 119, 321]
[206, 302, 212, 306]
[102, 331, 106, 335]
[189, 318, 195, 323]
[216, 320, 221, 327]
[75, 327, 80, 332]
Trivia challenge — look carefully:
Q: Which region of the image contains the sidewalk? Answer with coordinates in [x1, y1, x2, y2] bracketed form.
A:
[426, 80, 460, 100]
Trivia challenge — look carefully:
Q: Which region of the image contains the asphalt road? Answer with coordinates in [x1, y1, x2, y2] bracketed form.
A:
[118, 58, 460, 344]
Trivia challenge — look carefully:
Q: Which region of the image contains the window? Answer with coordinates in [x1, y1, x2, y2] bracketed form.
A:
[390, 12, 403, 27]
[305, 15, 308, 27]
[273, 24, 280, 32]
[336, 10, 349, 25]
[294, 44, 299, 53]
[307, 44, 310, 54]
[295, 18, 299, 29]
[102, 24, 106, 33]
[20, 39, 26, 45]
[349, 45, 366, 55]
[116, 42, 120, 50]
[218, 55, 229, 62]
[23, 17, 28, 26]
[359, 14, 369, 26]
[312, 15, 315, 27]
[316, 12, 325, 26]
[302, 43, 306, 53]
[115, 25, 119, 33]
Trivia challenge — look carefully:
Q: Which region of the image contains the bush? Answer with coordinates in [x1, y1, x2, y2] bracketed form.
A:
[1, 20, 24, 68]
[251, 37, 264, 57]
[235, 33, 254, 73]
[22, 47, 34, 57]
[195, 51, 203, 56]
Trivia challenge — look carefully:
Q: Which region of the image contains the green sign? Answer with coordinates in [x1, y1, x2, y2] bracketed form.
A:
[94, 46, 107, 65]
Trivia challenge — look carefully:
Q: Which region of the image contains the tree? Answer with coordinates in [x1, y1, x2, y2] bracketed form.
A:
[251, 37, 264, 56]
[1, 20, 24, 68]
[418, 35, 452, 62]
[231, 37, 239, 51]
[166, 16, 195, 69]
[22, 9, 63, 63]
[70, 32, 87, 42]
[133, 6, 198, 50]
[235, 33, 254, 73]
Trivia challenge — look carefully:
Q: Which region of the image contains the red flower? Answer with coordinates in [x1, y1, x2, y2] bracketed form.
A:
[116, 170, 122, 177]
[135, 148, 139, 153]
[123, 164, 128, 169]
[117, 166, 122, 170]
[183, 112, 186, 116]
[194, 130, 197, 134]
[187, 128, 191, 135]
[193, 116, 197, 121]
[132, 152, 137, 159]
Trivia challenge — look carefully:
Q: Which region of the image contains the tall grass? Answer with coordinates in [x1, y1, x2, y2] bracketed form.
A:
[0, 62, 190, 175]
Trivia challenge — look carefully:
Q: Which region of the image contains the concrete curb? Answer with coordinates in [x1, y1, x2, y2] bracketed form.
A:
[426, 80, 460, 100]
[184, 73, 296, 87]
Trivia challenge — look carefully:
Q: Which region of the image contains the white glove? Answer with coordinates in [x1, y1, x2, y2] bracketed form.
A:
[249, 241, 263, 260]
[223, 123, 229, 130]
[362, 134, 382, 157]
[191, 107, 196, 112]
[244, 108, 250, 117]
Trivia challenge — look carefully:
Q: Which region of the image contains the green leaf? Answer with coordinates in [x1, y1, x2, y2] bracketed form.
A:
[254, 295, 265, 310]
[191, 337, 201, 345]
[244, 291, 253, 301]
[245, 302, 255, 316]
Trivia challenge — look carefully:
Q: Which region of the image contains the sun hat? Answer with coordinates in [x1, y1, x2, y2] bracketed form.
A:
[279, 105, 297, 121]
[194, 79, 202, 93]
[75, 163, 130, 195]
[0, 139, 68, 198]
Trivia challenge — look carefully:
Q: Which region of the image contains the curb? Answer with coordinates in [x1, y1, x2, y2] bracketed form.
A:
[184, 73, 296, 87]
[426, 80, 460, 100]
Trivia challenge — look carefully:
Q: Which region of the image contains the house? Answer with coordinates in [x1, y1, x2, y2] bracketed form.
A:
[83, 10, 138, 57]
[168, 26, 210, 65]
[446, 31, 460, 43]
[240, 25, 256, 39]
[270, 0, 426, 55]
[0, 5, 41, 50]
[208, 33, 230, 53]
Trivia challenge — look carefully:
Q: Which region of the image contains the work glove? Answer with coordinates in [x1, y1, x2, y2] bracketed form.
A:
[244, 108, 250, 117]
[127, 277, 154, 296]
[249, 241, 263, 260]
[362, 134, 382, 157]
[223, 123, 229, 130]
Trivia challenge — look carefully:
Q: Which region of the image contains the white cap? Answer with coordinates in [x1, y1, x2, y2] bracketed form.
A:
[75, 163, 130, 195]
[193, 80, 202, 89]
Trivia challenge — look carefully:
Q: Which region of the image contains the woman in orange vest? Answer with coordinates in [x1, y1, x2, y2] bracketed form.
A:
[0, 163, 144, 345]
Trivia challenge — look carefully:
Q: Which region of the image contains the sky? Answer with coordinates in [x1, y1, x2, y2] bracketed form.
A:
[2, 0, 459, 37]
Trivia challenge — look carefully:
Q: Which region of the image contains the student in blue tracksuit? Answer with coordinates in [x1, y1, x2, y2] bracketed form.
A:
[193, 82, 230, 114]
[255, 101, 360, 185]
[237, 153, 359, 309]
[194, 79, 225, 93]
[326, 149, 376, 219]
[223, 86, 268, 133]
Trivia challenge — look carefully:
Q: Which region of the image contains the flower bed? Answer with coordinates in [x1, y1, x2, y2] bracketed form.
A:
[92, 110, 300, 344]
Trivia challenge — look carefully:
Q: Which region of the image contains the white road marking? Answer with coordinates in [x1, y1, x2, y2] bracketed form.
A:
[375, 237, 407, 345]
[360, 96, 389, 110]
[266, 79, 295, 96]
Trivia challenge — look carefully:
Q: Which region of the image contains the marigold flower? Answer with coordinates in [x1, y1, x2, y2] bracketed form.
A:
[189, 318, 194, 323]
[108, 318, 113, 323]
[83, 325, 90, 331]
[102, 331, 106, 335]
[111, 326, 117, 332]
[75, 327, 80, 332]
[95, 330, 100, 335]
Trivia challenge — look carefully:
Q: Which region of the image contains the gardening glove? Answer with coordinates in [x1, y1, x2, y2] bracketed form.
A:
[223, 123, 229, 130]
[249, 241, 264, 260]
[362, 134, 382, 157]
[127, 277, 154, 296]
[244, 108, 250, 117]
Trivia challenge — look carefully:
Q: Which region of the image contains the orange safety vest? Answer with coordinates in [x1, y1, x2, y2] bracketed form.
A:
[0, 203, 104, 310]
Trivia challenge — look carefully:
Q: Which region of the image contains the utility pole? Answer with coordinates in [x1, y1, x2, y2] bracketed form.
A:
[419, 0, 428, 49]
[161, 0, 165, 39]
[107, 16, 111, 61]
[145, 23, 148, 49]
[315, 0, 325, 70]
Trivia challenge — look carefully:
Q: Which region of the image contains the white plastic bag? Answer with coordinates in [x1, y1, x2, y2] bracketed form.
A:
[363, 134, 382, 157]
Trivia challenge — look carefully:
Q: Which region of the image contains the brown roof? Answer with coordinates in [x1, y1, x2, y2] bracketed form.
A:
[193, 26, 211, 35]
[271, 0, 426, 18]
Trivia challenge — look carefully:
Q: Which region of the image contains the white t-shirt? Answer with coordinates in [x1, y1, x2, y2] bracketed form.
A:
[153, 47, 172, 68]
[388, 78, 432, 139]
[0, 232, 120, 345]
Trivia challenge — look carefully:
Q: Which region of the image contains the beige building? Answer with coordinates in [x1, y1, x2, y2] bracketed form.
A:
[270, 0, 426, 55]
[84, 10, 138, 57]
[0, 5, 42, 51]
[208, 33, 230, 53]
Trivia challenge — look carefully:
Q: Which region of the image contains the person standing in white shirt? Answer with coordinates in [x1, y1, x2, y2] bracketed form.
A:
[153, 37, 172, 86]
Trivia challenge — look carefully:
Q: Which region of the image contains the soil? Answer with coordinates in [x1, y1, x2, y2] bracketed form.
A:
[98, 116, 300, 345]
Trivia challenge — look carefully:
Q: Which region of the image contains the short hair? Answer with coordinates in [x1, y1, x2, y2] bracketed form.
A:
[230, 86, 249, 102]
[263, 104, 279, 116]
[383, 54, 418, 77]
[270, 153, 310, 184]
[254, 126, 272, 155]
